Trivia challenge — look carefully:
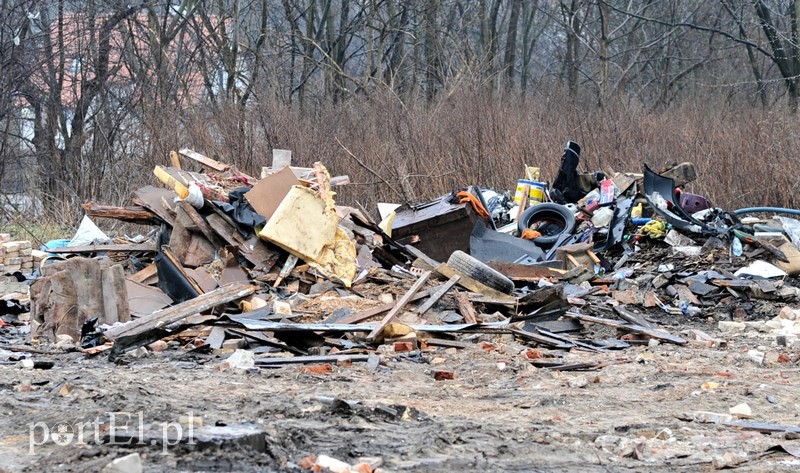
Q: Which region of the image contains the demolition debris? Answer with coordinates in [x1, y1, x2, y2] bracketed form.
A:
[3, 143, 800, 470]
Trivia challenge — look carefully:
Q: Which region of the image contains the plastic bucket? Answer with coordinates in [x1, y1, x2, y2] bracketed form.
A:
[514, 180, 546, 206]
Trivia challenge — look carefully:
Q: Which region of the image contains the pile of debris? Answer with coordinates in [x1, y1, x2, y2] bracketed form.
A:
[2, 143, 800, 374]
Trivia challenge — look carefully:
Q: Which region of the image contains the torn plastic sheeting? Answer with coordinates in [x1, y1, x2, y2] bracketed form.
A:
[776, 216, 800, 250]
[69, 216, 112, 247]
[734, 260, 787, 279]
[212, 187, 265, 239]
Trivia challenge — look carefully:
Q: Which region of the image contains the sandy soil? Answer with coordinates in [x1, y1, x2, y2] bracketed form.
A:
[1, 318, 799, 473]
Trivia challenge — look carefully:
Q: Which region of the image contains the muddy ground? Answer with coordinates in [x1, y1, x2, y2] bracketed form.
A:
[1, 316, 799, 473]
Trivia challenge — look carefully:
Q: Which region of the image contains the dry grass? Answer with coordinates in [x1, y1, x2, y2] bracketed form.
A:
[22, 86, 800, 231]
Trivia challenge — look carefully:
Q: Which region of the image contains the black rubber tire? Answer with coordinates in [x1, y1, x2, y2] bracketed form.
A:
[447, 250, 515, 294]
[517, 203, 576, 246]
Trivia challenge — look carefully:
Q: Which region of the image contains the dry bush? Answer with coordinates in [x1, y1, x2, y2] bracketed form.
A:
[34, 85, 800, 232]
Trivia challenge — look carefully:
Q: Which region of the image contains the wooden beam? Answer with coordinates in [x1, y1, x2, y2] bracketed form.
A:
[49, 243, 155, 254]
[455, 290, 478, 324]
[613, 305, 653, 329]
[416, 275, 460, 315]
[367, 271, 431, 341]
[169, 150, 182, 169]
[177, 201, 227, 249]
[486, 261, 564, 280]
[255, 354, 371, 365]
[335, 291, 430, 324]
[563, 312, 686, 345]
[105, 282, 258, 359]
[105, 281, 257, 340]
[82, 202, 159, 224]
[178, 148, 230, 171]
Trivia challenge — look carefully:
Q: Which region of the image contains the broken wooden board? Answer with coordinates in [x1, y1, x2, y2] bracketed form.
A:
[367, 271, 432, 341]
[133, 185, 179, 227]
[48, 243, 155, 254]
[245, 166, 300, 222]
[129, 263, 158, 285]
[455, 291, 478, 324]
[333, 291, 431, 324]
[564, 312, 686, 345]
[435, 263, 517, 304]
[81, 202, 159, 225]
[178, 148, 230, 172]
[510, 327, 573, 349]
[170, 204, 216, 267]
[177, 201, 228, 249]
[613, 305, 653, 329]
[417, 275, 460, 315]
[206, 326, 227, 349]
[125, 280, 172, 317]
[206, 212, 280, 271]
[255, 354, 371, 366]
[185, 267, 219, 293]
[105, 282, 258, 360]
[486, 261, 565, 281]
[555, 242, 600, 271]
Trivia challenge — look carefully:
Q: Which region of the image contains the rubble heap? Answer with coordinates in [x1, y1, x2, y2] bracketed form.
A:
[0, 144, 797, 376]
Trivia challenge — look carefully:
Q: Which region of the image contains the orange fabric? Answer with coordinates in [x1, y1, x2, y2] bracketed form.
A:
[521, 229, 542, 240]
[456, 191, 490, 219]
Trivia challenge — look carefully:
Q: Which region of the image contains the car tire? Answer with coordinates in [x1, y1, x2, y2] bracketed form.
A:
[517, 203, 576, 246]
[447, 250, 515, 294]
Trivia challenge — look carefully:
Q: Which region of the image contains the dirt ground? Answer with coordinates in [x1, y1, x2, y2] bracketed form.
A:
[1, 316, 799, 473]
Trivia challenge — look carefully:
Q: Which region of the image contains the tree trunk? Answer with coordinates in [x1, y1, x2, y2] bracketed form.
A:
[504, 0, 521, 89]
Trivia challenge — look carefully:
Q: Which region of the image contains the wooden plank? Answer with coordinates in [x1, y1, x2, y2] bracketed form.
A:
[105, 281, 257, 340]
[455, 290, 478, 324]
[81, 202, 159, 224]
[49, 243, 155, 254]
[177, 201, 227, 249]
[128, 263, 158, 284]
[563, 312, 686, 345]
[335, 291, 430, 324]
[424, 338, 473, 349]
[486, 261, 564, 280]
[106, 282, 258, 359]
[206, 212, 280, 271]
[416, 275, 460, 315]
[510, 328, 572, 349]
[613, 305, 653, 329]
[404, 244, 440, 269]
[133, 185, 178, 226]
[367, 271, 432, 341]
[169, 150, 182, 169]
[255, 354, 371, 366]
[206, 326, 227, 349]
[435, 263, 518, 303]
[178, 148, 230, 172]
